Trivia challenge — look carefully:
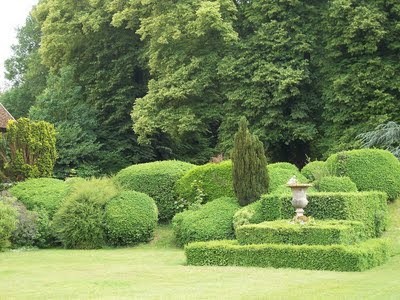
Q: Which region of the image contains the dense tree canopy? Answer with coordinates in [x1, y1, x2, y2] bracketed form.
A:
[1, 0, 399, 176]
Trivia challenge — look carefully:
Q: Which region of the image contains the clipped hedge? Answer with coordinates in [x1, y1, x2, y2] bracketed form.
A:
[105, 191, 158, 246]
[261, 192, 388, 237]
[176, 161, 235, 206]
[185, 239, 390, 272]
[301, 161, 328, 182]
[53, 178, 119, 249]
[232, 200, 264, 229]
[317, 176, 358, 192]
[114, 160, 194, 222]
[172, 197, 240, 247]
[236, 220, 366, 246]
[9, 178, 68, 217]
[268, 164, 309, 194]
[326, 149, 400, 201]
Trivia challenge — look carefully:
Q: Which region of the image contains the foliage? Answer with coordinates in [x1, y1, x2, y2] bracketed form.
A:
[0, 118, 57, 180]
[232, 117, 269, 206]
[0, 200, 18, 250]
[114, 160, 194, 222]
[232, 200, 264, 230]
[10, 178, 68, 217]
[172, 197, 240, 247]
[105, 191, 158, 246]
[236, 220, 366, 246]
[317, 176, 358, 192]
[325, 149, 400, 201]
[261, 192, 388, 237]
[176, 160, 235, 206]
[185, 238, 390, 272]
[301, 161, 329, 182]
[357, 121, 400, 159]
[268, 163, 309, 194]
[52, 177, 119, 249]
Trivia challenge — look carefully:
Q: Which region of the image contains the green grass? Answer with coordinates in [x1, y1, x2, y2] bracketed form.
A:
[1, 201, 400, 299]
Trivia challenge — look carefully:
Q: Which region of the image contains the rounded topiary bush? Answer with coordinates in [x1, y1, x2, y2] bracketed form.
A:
[176, 161, 235, 208]
[317, 176, 358, 192]
[326, 149, 400, 201]
[269, 162, 299, 173]
[301, 161, 328, 182]
[268, 164, 309, 194]
[233, 200, 264, 229]
[53, 178, 119, 249]
[0, 200, 18, 250]
[114, 160, 194, 222]
[9, 178, 68, 217]
[172, 197, 240, 247]
[105, 191, 158, 246]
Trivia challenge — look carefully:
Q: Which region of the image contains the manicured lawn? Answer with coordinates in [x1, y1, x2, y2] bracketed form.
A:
[1, 201, 400, 299]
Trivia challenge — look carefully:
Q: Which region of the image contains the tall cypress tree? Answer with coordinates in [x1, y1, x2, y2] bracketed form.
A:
[232, 117, 269, 206]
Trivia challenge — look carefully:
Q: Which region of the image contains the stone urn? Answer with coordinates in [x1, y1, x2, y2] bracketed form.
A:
[287, 176, 312, 220]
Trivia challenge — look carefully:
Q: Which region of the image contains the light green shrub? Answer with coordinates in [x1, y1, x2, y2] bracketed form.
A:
[114, 160, 194, 222]
[185, 239, 390, 272]
[301, 161, 328, 182]
[172, 197, 240, 247]
[53, 177, 119, 249]
[268, 164, 309, 194]
[261, 192, 388, 237]
[236, 220, 366, 245]
[105, 191, 158, 246]
[10, 178, 68, 217]
[317, 176, 358, 192]
[232, 200, 264, 229]
[0, 201, 18, 250]
[326, 149, 400, 201]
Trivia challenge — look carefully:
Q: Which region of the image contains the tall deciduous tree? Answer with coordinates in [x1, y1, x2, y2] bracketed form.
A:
[232, 117, 269, 206]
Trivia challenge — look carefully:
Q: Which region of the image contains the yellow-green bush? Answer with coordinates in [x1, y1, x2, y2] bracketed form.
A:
[0, 200, 18, 250]
[317, 176, 358, 192]
[185, 239, 390, 272]
[326, 149, 400, 201]
[105, 191, 158, 246]
[172, 197, 240, 247]
[301, 161, 328, 182]
[10, 178, 68, 217]
[114, 160, 194, 222]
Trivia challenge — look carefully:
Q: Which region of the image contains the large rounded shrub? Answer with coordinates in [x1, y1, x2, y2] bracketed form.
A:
[268, 163, 309, 194]
[53, 178, 119, 249]
[105, 191, 158, 246]
[0, 200, 18, 250]
[172, 197, 240, 247]
[176, 161, 234, 207]
[317, 176, 358, 192]
[326, 149, 400, 200]
[10, 178, 68, 217]
[301, 161, 328, 182]
[114, 160, 194, 222]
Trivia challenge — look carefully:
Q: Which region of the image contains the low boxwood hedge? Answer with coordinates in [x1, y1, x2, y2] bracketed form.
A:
[114, 160, 194, 222]
[105, 191, 158, 246]
[317, 176, 358, 192]
[172, 197, 240, 247]
[9, 178, 68, 217]
[325, 149, 400, 201]
[261, 192, 388, 237]
[236, 220, 366, 246]
[185, 239, 390, 272]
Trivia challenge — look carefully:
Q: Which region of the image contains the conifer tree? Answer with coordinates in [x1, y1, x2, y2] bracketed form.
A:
[232, 117, 269, 206]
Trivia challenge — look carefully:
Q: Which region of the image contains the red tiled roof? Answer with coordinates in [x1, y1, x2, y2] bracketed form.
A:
[0, 103, 15, 129]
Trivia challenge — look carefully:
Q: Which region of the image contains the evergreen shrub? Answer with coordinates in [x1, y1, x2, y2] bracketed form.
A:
[326, 149, 400, 201]
[268, 163, 309, 194]
[317, 176, 358, 192]
[53, 178, 118, 249]
[232, 200, 264, 229]
[0, 200, 18, 250]
[114, 160, 194, 222]
[236, 220, 366, 246]
[10, 178, 68, 217]
[105, 191, 158, 246]
[172, 197, 240, 247]
[261, 192, 388, 237]
[185, 239, 390, 272]
[301, 161, 328, 182]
